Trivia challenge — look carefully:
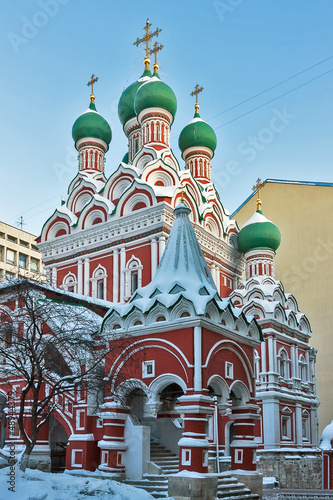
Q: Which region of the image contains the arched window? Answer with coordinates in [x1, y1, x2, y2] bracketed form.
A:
[254, 350, 260, 382]
[299, 355, 307, 382]
[278, 349, 290, 379]
[124, 256, 143, 300]
[91, 266, 107, 300]
[62, 273, 78, 293]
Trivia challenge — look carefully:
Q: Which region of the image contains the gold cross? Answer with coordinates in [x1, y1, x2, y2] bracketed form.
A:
[134, 19, 162, 69]
[87, 74, 99, 103]
[252, 178, 265, 211]
[190, 84, 204, 113]
[149, 41, 163, 72]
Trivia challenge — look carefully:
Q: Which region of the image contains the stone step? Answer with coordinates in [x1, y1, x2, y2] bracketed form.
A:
[216, 495, 259, 500]
[150, 451, 178, 457]
[125, 480, 168, 488]
[217, 483, 253, 492]
[124, 478, 169, 499]
[152, 459, 179, 466]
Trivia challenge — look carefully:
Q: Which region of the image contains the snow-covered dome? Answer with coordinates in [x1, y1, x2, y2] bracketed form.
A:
[320, 420, 333, 450]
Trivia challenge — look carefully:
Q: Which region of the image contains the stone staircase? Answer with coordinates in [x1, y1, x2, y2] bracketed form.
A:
[216, 473, 259, 499]
[124, 439, 259, 499]
[123, 439, 177, 498]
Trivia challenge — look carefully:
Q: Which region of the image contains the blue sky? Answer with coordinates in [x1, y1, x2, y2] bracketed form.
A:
[1, 0, 332, 235]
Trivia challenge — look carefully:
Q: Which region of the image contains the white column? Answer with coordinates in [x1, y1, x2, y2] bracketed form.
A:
[211, 264, 217, 288]
[77, 259, 83, 295]
[291, 344, 297, 379]
[215, 264, 220, 291]
[262, 398, 280, 449]
[84, 258, 90, 296]
[295, 402, 302, 447]
[113, 249, 119, 303]
[261, 338, 266, 374]
[194, 326, 202, 391]
[120, 247, 126, 303]
[272, 337, 277, 373]
[151, 238, 158, 279]
[267, 337, 275, 374]
[158, 236, 166, 262]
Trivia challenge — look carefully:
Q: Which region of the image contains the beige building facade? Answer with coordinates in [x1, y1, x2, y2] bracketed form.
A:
[0, 221, 44, 281]
[232, 179, 333, 438]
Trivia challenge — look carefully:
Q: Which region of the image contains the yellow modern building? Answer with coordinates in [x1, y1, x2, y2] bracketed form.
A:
[0, 221, 44, 281]
[232, 179, 333, 438]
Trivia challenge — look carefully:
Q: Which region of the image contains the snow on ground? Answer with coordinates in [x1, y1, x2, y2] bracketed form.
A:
[0, 468, 159, 500]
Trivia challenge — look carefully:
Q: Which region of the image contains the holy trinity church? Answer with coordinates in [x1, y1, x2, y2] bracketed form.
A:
[0, 20, 320, 494]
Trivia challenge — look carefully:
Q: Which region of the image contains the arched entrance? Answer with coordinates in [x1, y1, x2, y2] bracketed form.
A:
[49, 415, 68, 472]
[158, 383, 184, 416]
[126, 388, 147, 424]
[153, 383, 184, 455]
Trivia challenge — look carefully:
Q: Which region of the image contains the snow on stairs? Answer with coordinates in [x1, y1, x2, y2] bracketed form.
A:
[149, 439, 179, 475]
[215, 473, 260, 499]
[123, 475, 169, 499]
[123, 439, 178, 498]
[124, 439, 259, 499]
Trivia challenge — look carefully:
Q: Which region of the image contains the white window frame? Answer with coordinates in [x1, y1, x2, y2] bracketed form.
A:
[182, 449, 191, 466]
[124, 256, 143, 300]
[234, 449, 243, 464]
[142, 360, 155, 379]
[225, 361, 234, 380]
[71, 449, 83, 468]
[117, 451, 125, 466]
[281, 408, 293, 440]
[91, 265, 107, 299]
[62, 272, 78, 293]
[101, 450, 108, 466]
[302, 410, 310, 441]
[76, 409, 85, 430]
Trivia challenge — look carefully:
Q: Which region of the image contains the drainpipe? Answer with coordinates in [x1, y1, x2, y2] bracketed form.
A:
[313, 349, 320, 446]
[214, 397, 220, 473]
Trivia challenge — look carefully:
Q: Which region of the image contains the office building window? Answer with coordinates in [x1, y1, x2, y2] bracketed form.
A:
[19, 253, 27, 269]
[6, 249, 15, 265]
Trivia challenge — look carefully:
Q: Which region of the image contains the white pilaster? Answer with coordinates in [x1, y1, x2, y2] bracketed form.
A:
[194, 326, 202, 391]
[120, 247, 126, 303]
[295, 402, 302, 447]
[151, 237, 158, 279]
[84, 258, 90, 296]
[158, 236, 166, 262]
[113, 249, 119, 303]
[77, 259, 83, 295]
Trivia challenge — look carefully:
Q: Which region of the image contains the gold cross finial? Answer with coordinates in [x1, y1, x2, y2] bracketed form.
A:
[87, 74, 99, 104]
[252, 178, 265, 211]
[190, 84, 204, 114]
[150, 41, 163, 73]
[133, 19, 162, 71]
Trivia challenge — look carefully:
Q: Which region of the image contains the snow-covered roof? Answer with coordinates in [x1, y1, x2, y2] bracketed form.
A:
[104, 203, 222, 319]
[103, 204, 261, 344]
[230, 275, 312, 335]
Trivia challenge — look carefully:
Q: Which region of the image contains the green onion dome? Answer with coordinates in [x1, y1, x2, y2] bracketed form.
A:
[134, 74, 177, 120]
[118, 69, 152, 126]
[122, 152, 129, 163]
[237, 210, 281, 254]
[178, 111, 217, 158]
[72, 101, 112, 150]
